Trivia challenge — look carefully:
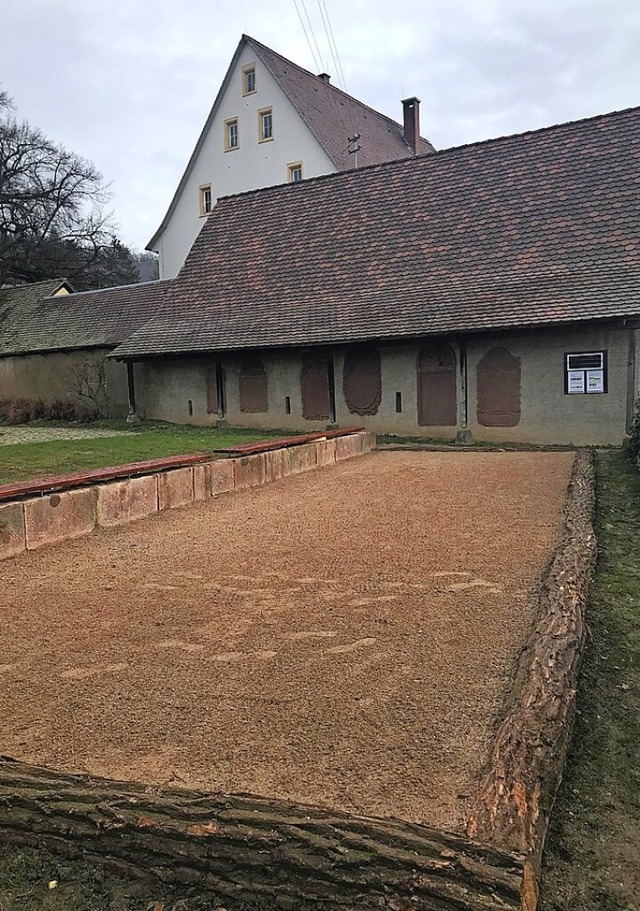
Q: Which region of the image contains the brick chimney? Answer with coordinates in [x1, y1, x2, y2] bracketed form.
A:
[402, 97, 421, 155]
[318, 73, 331, 83]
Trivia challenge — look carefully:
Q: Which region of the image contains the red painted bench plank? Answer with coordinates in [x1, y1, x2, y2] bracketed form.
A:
[213, 428, 364, 456]
[0, 451, 216, 503]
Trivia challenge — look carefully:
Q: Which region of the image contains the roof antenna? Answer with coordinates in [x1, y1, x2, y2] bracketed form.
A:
[347, 133, 361, 168]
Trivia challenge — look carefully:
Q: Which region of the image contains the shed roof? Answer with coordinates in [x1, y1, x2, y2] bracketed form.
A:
[115, 106, 640, 359]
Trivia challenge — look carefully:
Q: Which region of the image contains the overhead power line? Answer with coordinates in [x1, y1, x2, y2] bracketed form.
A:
[318, 0, 347, 90]
[300, 0, 325, 74]
[293, 0, 322, 72]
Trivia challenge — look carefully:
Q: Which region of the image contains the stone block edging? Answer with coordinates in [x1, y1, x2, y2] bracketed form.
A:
[0, 432, 375, 560]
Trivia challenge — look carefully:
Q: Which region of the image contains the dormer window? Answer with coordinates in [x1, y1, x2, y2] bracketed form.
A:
[287, 162, 303, 183]
[259, 107, 273, 142]
[225, 117, 239, 151]
[199, 184, 212, 216]
[242, 65, 256, 95]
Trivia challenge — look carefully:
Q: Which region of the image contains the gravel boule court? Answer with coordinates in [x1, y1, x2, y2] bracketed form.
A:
[0, 450, 574, 833]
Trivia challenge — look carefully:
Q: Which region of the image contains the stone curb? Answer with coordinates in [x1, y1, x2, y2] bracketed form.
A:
[0, 432, 375, 559]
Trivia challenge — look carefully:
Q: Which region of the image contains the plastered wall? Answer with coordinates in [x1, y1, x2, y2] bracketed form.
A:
[133, 325, 636, 445]
[152, 44, 336, 279]
[0, 348, 129, 418]
[466, 327, 632, 446]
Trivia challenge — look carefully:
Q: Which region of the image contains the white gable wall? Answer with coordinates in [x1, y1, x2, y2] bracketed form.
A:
[153, 45, 337, 278]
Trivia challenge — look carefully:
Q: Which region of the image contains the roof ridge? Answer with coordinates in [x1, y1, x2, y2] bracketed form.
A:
[211, 103, 640, 208]
[147, 33, 433, 250]
[436, 103, 640, 156]
[4, 278, 67, 290]
[244, 34, 429, 142]
[61, 279, 172, 300]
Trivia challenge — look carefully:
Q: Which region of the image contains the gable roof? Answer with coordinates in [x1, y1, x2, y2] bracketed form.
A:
[0, 280, 171, 357]
[247, 36, 434, 170]
[0, 278, 75, 307]
[117, 106, 640, 360]
[146, 34, 434, 251]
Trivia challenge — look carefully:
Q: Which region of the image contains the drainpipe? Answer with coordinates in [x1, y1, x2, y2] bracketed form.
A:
[215, 357, 226, 419]
[626, 326, 637, 433]
[456, 338, 471, 444]
[126, 362, 139, 423]
[327, 353, 337, 427]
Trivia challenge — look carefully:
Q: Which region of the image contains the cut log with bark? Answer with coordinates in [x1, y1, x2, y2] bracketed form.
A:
[466, 451, 596, 911]
[0, 756, 524, 911]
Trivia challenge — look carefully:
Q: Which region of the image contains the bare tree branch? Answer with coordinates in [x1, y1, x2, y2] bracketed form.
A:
[0, 95, 139, 290]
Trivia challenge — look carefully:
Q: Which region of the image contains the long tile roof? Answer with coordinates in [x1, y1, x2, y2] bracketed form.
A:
[0, 280, 171, 356]
[114, 106, 640, 359]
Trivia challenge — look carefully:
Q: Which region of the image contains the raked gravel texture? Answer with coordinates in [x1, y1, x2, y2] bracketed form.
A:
[0, 450, 574, 832]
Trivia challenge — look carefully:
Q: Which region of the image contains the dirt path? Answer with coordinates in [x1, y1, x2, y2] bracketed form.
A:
[0, 426, 129, 446]
[0, 451, 573, 832]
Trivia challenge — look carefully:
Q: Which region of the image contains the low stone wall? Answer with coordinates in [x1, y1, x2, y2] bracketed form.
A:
[0, 432, 375, 560]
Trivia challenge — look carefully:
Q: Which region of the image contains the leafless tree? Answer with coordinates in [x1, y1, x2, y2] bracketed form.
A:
[69, 359, 109, 419]
[0, 90, 139, 290]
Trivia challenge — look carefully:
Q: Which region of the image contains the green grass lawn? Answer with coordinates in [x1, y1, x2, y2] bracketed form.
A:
[541, 451, 640, 910]
[0, 421, 282, 484]
[0, 451, 638, 909]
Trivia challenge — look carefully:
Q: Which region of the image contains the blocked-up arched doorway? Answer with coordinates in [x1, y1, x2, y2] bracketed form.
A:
[300, 359, 331, 421]
[239, 359, 268, 413]
[417, 344, 457, 426]
[476, 347, 521, 427]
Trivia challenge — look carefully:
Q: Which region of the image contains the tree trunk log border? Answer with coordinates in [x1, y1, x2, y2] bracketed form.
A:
[0, 756, 524, 910]
[466, 450, 597, 911]
[0, 452, 595, 910]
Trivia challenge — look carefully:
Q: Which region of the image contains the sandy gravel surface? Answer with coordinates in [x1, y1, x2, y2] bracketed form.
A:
[0, 451, 573, 831]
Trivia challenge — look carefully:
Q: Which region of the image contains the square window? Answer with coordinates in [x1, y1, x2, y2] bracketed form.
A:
[225, 118, 239, 151]
[565, 351, 607, 394]
[242, 65, 256, 95]
[199, 184, 212, 216]
[287, 162, 303, 183]
[259, 108, 273, 142]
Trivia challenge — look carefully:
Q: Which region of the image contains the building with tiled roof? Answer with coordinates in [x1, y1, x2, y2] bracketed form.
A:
[0, 278, 75, 308]
[118, 106, 640, 446]
[0, 279, 170, 418]
[147, 34, 434, 280]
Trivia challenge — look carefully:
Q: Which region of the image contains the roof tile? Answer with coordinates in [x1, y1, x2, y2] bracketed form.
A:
[0, 280, 171, 356]
[115, 106, 640, 358]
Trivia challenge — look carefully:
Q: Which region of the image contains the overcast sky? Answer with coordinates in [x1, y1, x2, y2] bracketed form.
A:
[3, 0, 639, 252]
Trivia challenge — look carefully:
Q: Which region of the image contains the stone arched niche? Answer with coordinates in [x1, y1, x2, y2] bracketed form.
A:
[300, 359, 330, 421]
[417, 343, 457, 426]
[239, 359, 268, 413]
[343, 349, 381, 416]
[477, 347, 521, 427]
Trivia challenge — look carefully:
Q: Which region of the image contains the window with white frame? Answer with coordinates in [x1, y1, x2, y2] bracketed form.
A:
[242, 65, 256, 95]
[287, 162, 303, 183]
[199, 184, 213, 216]
[225, 117, 239, 150]
[259, 107, 273, 141]
[565, 351, 607, 394]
